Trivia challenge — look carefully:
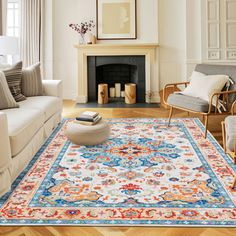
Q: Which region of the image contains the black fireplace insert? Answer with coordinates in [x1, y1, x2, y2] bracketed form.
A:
[87, 56, 146, 103]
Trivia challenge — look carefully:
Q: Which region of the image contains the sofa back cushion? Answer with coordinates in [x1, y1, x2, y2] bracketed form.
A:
[3, 61, 26, 102]
[0, 71, 19, 110]
[22, 63, 43, 97]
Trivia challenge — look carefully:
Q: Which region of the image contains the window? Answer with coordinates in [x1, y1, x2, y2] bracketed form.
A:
[7, 0, 19, 37]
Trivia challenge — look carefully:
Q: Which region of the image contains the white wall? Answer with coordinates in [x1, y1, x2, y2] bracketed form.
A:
[186, 0, 202, 77]
[158, 0, 187, 89]
[158, 0, 205, 88]
[49, 0, 158, 99]
[44, 0, 236, 99]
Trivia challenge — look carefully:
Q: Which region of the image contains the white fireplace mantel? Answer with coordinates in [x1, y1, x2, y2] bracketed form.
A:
[75, 43, 159, 103]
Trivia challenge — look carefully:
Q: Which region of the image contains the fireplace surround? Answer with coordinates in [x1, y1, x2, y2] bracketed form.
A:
[87, 56, 145, 103]
[75, 44, 159, 103]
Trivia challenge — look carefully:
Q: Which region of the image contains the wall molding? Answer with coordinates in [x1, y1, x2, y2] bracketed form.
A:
[186, 59, 202, 65]
[203, 0, 236, 62]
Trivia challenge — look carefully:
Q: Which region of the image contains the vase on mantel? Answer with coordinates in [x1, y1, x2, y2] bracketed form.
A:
[84, 33, 96, 44]
[79, 34, 86, 45]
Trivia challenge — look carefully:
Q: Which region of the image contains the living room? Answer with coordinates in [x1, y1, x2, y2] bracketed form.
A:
[0, 0, 236, 235]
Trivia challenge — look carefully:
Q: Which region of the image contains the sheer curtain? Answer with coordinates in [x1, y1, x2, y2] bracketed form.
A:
[0, 0, 7, 36]
[0, 0, 2, 35]
[20, 0, 44, 67]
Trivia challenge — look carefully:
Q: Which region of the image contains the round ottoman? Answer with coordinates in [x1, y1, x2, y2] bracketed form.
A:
[65, 121, 110, 146]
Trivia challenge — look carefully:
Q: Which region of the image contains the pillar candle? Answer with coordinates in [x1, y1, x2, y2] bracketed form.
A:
[115, 83, 121, 97]
[121, 91, 125, 98]
[110, 87, 115, 98]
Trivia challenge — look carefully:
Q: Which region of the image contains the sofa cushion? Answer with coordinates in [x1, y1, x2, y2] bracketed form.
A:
[22, 63, 43, 97]
[167, 93, 210, 113]
[0, 71, 19, 110]
[4, 108, 44, 157]
[225, 116, 236, 152]
[3, 61, 26, 102]
[19, 96, 62, 122]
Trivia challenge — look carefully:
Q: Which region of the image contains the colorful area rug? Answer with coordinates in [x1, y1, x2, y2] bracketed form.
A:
[0, 118, 236, 226]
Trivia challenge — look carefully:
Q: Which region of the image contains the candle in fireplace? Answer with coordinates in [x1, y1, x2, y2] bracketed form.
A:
[110, 87, 115, 98]
[115, 83, 121, 97]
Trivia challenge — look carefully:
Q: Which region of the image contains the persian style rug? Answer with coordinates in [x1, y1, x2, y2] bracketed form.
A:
[0, 118, 236, 226]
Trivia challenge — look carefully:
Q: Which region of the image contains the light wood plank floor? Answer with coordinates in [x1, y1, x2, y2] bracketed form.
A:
[0, 100, 234, 236]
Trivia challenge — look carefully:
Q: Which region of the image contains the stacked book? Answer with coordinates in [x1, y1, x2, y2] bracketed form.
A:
[75, 111, 102, 126]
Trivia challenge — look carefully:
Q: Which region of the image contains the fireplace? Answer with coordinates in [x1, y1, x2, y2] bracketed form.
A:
[87, 56, 146, 103]
[75, 44, 159, 104]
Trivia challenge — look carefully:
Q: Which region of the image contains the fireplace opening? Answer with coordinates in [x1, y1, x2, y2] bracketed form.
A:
[87, 56, 145, 103]
[96, 63, 137, 95]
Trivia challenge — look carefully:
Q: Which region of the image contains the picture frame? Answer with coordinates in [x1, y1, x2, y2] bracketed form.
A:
[96, 0, 137, 40]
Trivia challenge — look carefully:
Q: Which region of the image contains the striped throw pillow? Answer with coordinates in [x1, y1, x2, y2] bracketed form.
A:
[0, 71, 19, 110]
[3, 61, 26, 102]
[22, 63, 43, 97]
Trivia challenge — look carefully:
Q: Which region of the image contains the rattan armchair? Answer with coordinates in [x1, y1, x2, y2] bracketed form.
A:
[163, 83, 236, 138]
[221, 101, 236, 188]
[222, 101, 236, 161]
[163, 64, 236, 138]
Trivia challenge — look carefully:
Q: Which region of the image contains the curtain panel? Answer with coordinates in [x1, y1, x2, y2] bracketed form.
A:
[20, 0, 44, 67]
[0, 0, 6, 36]
[0, 0, 2, 35]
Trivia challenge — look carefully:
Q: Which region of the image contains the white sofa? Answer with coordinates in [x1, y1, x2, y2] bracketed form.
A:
[0, 80, 63, 197]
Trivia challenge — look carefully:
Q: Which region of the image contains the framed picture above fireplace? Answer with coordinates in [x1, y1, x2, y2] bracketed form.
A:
[96, 0, 137, 40]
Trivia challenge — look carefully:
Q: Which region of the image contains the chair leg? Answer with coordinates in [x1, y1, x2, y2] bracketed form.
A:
[204, 115, 209, 138]
[221, 121, 227, 153]
[168, 106, 173, 126]
[232, 176, 236, 189]
[234, 135, 236, 165]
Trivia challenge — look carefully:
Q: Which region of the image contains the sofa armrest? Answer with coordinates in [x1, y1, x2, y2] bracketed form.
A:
[0, 112, 12, 173]
[42, 80, 63, 99]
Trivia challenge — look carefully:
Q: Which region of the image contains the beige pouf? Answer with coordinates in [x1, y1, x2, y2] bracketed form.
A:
[65, 120, 110, 146]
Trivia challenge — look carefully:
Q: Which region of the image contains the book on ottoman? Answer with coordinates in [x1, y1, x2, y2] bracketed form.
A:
[75, 111, 102, 126]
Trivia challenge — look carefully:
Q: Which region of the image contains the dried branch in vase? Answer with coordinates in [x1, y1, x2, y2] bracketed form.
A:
[69, 20, 95, 44]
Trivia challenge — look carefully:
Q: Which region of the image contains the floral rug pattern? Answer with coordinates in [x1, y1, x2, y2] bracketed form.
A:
[0, 118, 236, 226]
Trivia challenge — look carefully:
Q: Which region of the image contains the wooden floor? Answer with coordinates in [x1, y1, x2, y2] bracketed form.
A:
[63, 100, 224, 145]
[1, 100, 235, 236]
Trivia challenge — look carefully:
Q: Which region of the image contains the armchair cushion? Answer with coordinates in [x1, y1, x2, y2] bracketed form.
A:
[225, 116, 236, 152]
[167, 93, 209, 113]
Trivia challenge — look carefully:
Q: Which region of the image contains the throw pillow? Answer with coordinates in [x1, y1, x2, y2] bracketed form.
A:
[0, 71, 19, 110]
[3, 61, 26, 102]
[181, 71, 206, 97]
[181, 71, 231, 111]
[182, 71, 230, 102]
[22, 62, 43, 97]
